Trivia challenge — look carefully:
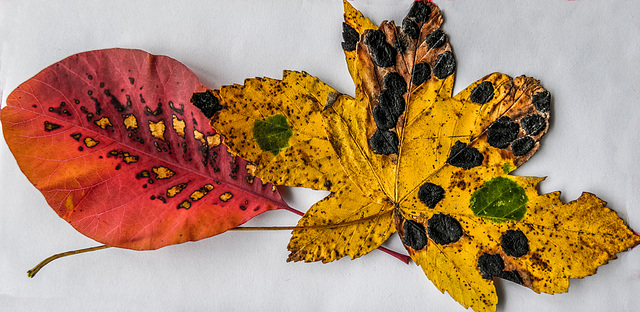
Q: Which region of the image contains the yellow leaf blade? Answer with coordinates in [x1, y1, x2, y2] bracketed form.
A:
[398, 175, 639, 310]
[212, 71, 347, 191]
[323, 95, 394, 201]
[287, 178, 394, 263]
[342, 0, 377, 84]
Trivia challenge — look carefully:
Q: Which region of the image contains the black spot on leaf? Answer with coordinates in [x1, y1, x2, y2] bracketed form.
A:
[323, 180, 332, 189]
[373, 105, 397, 130]
[511, 136, 535, 156]
[412, 62, 431, 86]
[370, 129, 398, 155]
[378, 89, 405, 118]
[501, 229, 529, 258]
[501, 270, 524, 284]
[190, 91, 222, 118]
[364, 29, 396, 68]
[469, 81, 494, 104]
[407, 1, 430, 23]
[375, 89, 405, 127]
[425, 29, 447, 49]
[105, 89, 126, 112]
[402, 18, 419, 40]
[446, 141, 483, 169]
[433, 51, 456, 79]
[394, 34, 409, 54]
[487, 116, 519, 149]
[364, 29, 385, 47]
[520, 114, 546, 136]
[402, 220, 428, 250]
[477, 253, 505, 280]
[418, 182, 445, 208]
[532, 90, 551, 113]
[341, 22, 359, 52]
[383, 72, 407, 96]
[427, 213, 463, 245]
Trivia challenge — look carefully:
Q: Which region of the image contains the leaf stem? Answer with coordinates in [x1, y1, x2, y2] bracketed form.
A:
[282, 206, 304, 216]
[376, 246, 411, 264]
[27, 245, 110, 278]
[230, 226, 299, 231]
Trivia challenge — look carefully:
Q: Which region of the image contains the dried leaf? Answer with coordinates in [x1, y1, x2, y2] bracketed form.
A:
[1, 48, 288, 250]
[206, 1, 639, 311]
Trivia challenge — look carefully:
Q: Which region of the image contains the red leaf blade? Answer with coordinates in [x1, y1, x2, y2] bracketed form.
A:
[2, 48, 288, 250]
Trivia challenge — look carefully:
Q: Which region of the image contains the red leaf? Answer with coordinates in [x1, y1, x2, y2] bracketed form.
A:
[1, 48, 289, 250]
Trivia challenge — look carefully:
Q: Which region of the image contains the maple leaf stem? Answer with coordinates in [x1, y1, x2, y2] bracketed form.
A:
[376, 246, 411, 264]
[27, 245, 110, 278]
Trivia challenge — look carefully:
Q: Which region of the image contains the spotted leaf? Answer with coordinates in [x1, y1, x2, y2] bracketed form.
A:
[1, 48, 288, 250]
[206, 1, 639, 312]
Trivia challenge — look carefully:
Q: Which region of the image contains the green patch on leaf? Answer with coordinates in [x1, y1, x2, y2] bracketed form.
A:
[253, 114, 293, 155]
[502, 162, 514, 174]
[470, 177, 528, 222]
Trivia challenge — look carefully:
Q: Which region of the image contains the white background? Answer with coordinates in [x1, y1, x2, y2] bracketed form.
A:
[1, 0, 640, 311]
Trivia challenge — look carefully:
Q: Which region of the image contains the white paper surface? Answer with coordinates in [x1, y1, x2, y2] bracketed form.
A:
[1, 1, 639, 311]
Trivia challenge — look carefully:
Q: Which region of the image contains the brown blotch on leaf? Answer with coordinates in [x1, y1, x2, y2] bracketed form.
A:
[94, 117, 113, 130]
[148, 120, 166, 141]
[172, 115, 186, 138]
[167, 183, 188, 198]
[70, 133, 82, 141]
[83, 137, 100, 148]
[206, 134, 221, 148]
[219, 192, 233, 202]
[107, 150, 139, 164]
[193, 129, 206, 146]
[152, 166, 175, 179]
[177, 200, 191, 210]
[123, 153, 139, 164]
[136, 170, 150, 179]
[123, 114, 138, 130]
[44, 121, 62, 132]
[190, 184, 214, 201]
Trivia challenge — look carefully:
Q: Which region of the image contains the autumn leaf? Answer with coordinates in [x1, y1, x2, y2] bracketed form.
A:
[205, 1, 639, 311]
[1, 48, 289, 250]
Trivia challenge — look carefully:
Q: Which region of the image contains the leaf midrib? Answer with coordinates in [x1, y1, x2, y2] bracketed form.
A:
[7, 82, 287, 211]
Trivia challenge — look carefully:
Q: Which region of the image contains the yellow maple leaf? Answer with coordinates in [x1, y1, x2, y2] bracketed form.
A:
[202, 1, 639, 311]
